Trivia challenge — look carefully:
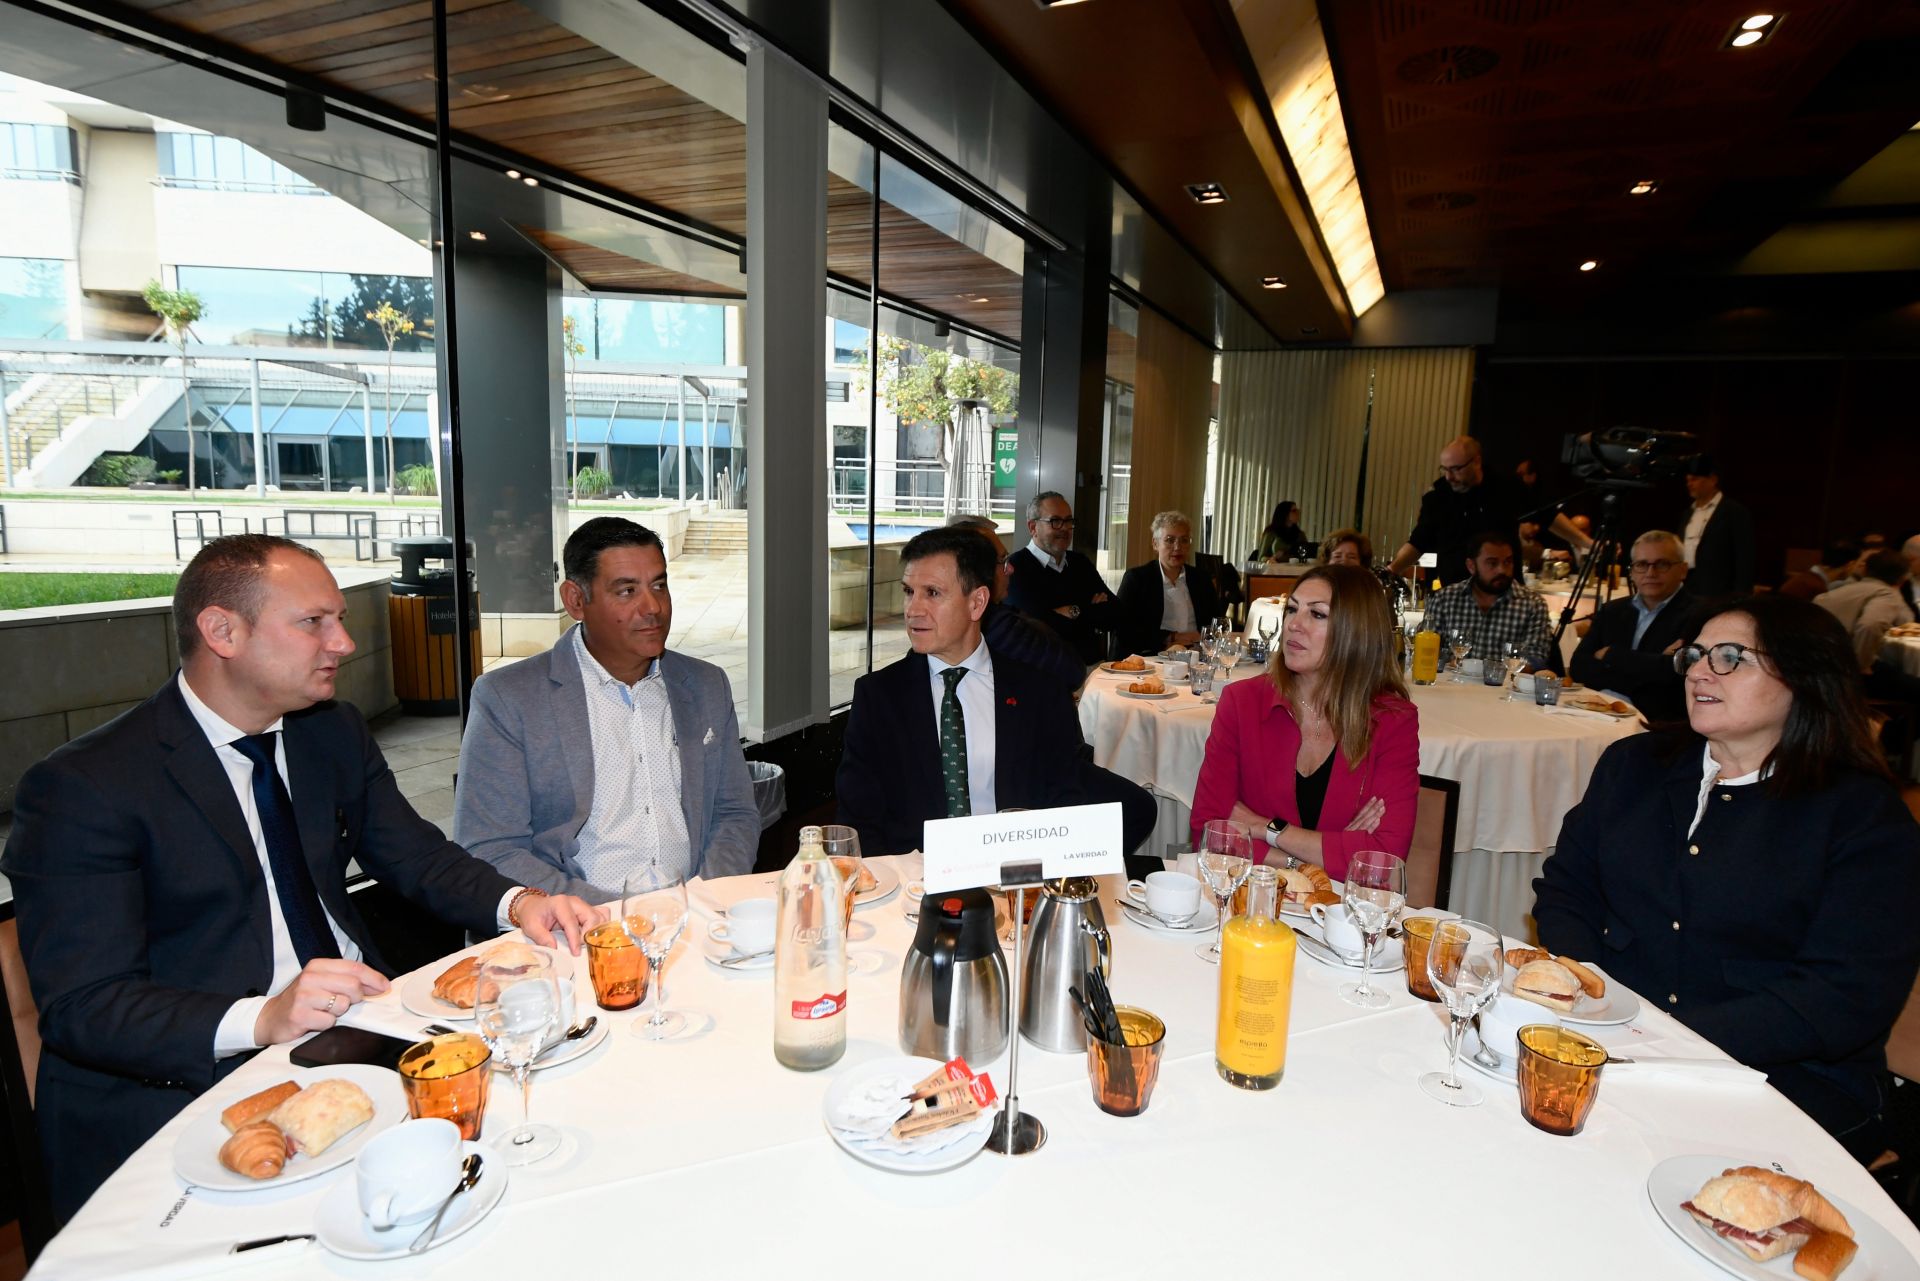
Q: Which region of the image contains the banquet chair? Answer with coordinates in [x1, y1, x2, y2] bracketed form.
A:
[1406, 776, 1460, 912]
[0, 912, 54, 1263]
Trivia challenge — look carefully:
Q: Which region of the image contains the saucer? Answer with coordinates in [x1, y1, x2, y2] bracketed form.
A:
[702, 937, 774, 972]
[1294, 931, 1407, 975]
[521, 1016, 609, 1071]
[1118, 900, 1219, 935]
[314, 1140, 506, 1260]
[1458, 1030, 1518, 1086]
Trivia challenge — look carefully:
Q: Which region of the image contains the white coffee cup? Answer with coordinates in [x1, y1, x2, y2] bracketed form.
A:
[1478, 992, 1560, 1065]
[1460, 657, 1485, 679]
[1308, 902, 1366, 958]
[357, 1118, 463, 1231]
[708, 897, 777, 956]
[1514, 673, 1537, 696]
[1125, 871, 1201, 925]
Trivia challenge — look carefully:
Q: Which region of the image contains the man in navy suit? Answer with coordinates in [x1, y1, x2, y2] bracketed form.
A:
[836, 526, 1092, 858]
[2, 535, 598, 1220]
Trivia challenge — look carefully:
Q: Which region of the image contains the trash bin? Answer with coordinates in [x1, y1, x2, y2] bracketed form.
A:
[388, 536, 480, 715]
[748, 761, 786, 831]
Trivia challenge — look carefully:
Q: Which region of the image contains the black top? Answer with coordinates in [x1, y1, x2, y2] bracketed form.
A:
[1566, 586, 1706, 725]
[1534, 732, 1920, 1146]
[1406, 477, 1525, 586]
[1681, 495, 1758, 603]
[1115, 561, 1222, 657]
[1294, 750, 1335, 831]
[1003, 546, 1120, 665]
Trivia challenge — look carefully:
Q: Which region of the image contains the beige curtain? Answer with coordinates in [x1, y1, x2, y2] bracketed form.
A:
[1125, 307, 1215, 562]
[1216, 347, 1474, 566]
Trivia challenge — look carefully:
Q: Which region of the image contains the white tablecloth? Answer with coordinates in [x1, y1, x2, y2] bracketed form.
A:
[31, 855, 1920, 1281]
[1885, 634, 1920, 678]
[1079, 669, 1642, 935]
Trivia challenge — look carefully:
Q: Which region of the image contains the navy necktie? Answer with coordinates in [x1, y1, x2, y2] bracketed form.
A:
[229, 732, 339, 965]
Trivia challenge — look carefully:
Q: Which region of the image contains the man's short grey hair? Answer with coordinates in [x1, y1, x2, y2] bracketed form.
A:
[947, 514, 996, 532]
[1633, 530, 1684, 558]
[1903, 535, 1920, 561]
[1029, 490, 1067, 522]
[1151, 510, 1194, 540]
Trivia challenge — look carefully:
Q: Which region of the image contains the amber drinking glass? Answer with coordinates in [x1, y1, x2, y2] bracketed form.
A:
[1401, 916, 1441, 1002]
[1516, 1025, 1608, 1136]
[585, 920, 649, 1011]
[1086, 1007, 1166, 1117]
[398, 1033, 492, 1141]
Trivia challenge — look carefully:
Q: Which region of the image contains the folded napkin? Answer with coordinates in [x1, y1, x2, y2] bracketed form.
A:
[825, 1070, 995, 1157]
[1607, 1056, 1767, 1086]
[1541, 702, 1641, 724]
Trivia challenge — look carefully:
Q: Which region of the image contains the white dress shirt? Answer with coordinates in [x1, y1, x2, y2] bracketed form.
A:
[926, 636, 998, 815]
[572, 627, 692, 890]
[1688, 743, 1764, 838]
[1159, 566, 1197, 636]
[1026, 538, 1066, 572]
[1683, 492, 1722, 568]
[179, 673, 362, 1058]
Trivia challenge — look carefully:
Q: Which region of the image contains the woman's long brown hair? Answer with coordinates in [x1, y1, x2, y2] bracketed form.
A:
[1266, 564, 1407, 767]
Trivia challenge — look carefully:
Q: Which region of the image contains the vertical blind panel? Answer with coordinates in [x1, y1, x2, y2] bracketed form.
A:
[1215, 349, 1370, 565]
[1126, 307, 1215, 561]
[1360, 348, 1476, 565]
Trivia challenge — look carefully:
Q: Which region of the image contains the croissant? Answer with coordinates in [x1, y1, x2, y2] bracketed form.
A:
[432, 956, 480, 1009]
[219, 1121, 291, 1180]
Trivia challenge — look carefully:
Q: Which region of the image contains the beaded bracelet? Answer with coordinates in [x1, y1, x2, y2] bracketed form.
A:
[506, 886, 548, 931]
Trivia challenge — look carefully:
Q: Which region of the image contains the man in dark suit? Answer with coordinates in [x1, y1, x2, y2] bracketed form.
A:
[1003, 491, 1117, 665]
[1568, 530, 1703, 723]
[1681, 455, 1756, 602]
[837, 526, 1094, 859]
[1117, 510, 1220, 657]
[1, 535, 598, 1220]
[1902, 536, 1920, 621]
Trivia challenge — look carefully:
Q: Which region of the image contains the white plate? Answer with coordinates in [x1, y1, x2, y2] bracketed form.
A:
[702, 937, 774, 972]
[172, 1063, 405, 1192]
[823, 1056, 994, 1175]
[1501, 963, 1641, 1026]
[1118, 899, 1220, 935]
[1116, 688, 1179, 700]
[853, 860, 900, 908]
[1647, 1154, 1919, 1281]
[1458, 1029, 1518, 1086]
[314, 1140, 506, 1260]
[520, 1015, 609, 1071]
[1099, 661, 1155, 675]
[400, 970, 475, 1023]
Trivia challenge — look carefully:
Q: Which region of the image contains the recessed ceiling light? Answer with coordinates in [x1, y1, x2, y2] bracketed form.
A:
[523, 176, 538, 186]
[1185, 182, 1229, 206]
[1629, 179, 1659, 196]
[1741, 14, 1776, 30]
[1579, 259, 1599, 272]
[1730, 29, 1763, 46]
[505, 169, 521, 179]
[1033, 0, 1093, 8]
[468, 231, 488, 241]
[1725, 15, 1778, 48]
[1260, 276, 1287, 289]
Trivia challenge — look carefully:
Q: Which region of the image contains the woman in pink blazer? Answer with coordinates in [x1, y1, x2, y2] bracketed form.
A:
[1189, 564, 1419, 881]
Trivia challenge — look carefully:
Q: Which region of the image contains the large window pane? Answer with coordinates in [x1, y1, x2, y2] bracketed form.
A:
[0, 256, 69, 338]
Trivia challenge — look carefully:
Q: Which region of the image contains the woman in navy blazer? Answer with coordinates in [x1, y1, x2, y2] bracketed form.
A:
[1535, 594, 1920, 1155]
[1189, 565, 1419, 880]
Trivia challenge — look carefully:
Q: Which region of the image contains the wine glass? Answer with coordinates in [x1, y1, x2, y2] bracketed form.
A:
[1195, 631, 1217, 668]
[1194, 819, 1253, 964]
[1216, 637, 1242, 682]
[1447, 629, 1471, 682]
[1338, 850, 1406, 1009]
[1419, 918, 1505, 1107]
[474, 949, 562, 1165]
[621, 866, 689, 1040]
[1257, 613, 1280, 651]
[1502, 642, 1528, 700]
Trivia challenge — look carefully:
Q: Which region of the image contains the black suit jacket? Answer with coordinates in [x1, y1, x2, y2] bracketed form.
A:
[1535, 733, 1920, 1143]
[1116, 561, 1220, 657]
[0, 681, 515, 1220]
[1003, 547, 1117, 664]
[1685, 495, 1756, 601]
[1567, 586, 1704, 724]
[834, 647, 1089, 858]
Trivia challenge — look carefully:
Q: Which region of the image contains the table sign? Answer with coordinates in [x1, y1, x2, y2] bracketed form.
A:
[922, 803, 1124, 894]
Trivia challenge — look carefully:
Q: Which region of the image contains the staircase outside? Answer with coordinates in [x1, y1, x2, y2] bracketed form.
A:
[680, 511, 749, 556]
[5, 372, 137, 476]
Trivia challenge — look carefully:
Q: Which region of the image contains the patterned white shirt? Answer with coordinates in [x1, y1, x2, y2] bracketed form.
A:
[1683, 492, 1721, 568]
[572, 627, 691, 891]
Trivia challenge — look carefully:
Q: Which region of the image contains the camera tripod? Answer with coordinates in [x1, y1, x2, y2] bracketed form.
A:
[1540, 490, 1632, 661]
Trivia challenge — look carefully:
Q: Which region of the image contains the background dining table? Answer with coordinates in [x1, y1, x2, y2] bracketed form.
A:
[28, 854, 1920, 1281]
[1079, 663, 1643, 939]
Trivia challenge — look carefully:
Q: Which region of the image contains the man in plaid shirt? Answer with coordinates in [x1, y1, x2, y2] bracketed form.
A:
[1424, 530, 1553, 671]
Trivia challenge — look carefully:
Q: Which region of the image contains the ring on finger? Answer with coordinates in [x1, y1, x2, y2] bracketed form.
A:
[324, 993, 339, 1015]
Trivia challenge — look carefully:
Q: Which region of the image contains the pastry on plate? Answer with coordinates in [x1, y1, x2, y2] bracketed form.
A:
[269, 1078, 375, 1156]
[218, 1120, 292, 1180]
[221, 1080, 301, 1133]
[1278, 863, 1338, 908]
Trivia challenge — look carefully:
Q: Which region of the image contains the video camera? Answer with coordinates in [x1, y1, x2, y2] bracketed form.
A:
[1561, 427, 1700, 488]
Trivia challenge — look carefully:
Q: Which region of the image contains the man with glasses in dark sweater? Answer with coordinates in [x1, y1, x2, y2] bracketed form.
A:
[1004, 491, 1117, 665]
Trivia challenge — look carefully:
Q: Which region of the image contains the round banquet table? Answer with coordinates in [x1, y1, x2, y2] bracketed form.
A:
[1885, 634, 1920, 679]
[33, 856, 1920, 1281]
[1079, 665, 1643, 940]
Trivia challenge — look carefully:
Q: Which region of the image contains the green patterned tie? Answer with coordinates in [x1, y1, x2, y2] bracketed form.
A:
[939, 666, 972, 818]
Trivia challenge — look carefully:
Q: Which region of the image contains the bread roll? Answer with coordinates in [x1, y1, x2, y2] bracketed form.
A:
[1112, 655, 1146, 671]
[1722, 1167, 1853, 1237]
[1127, 677, 1167, 694]
[1794, 1229, 1858, 1281]
[1512, 959, 1579, 1011]
[1686, 1176, 1807, 1262]
[479, 941, 544, 973]
[218, 1121, 290, 1180]
[220, 1080, 301, 1133]
[269, 1078, 374, 1156]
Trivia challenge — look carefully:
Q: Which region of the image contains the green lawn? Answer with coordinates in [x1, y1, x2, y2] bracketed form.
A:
[0, 572, 179, 610]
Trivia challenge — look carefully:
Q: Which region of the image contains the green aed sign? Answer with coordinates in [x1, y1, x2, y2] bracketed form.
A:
[992, 427, 1018, 490]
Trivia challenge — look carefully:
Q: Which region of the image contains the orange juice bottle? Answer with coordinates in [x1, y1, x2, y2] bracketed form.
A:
[1410, 628, 1441, 685]
[1216, 866, 1294, 1090]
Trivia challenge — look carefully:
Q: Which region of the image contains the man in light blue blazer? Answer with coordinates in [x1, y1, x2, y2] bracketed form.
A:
[454, 518, 759, 902]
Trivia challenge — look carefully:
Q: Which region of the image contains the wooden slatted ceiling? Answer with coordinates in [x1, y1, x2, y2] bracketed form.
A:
[129, 0, 1020, 342]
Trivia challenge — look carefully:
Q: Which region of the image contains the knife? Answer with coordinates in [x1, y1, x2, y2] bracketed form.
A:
[1292, 931, 1357, 969]
[230, 1233, 314, 1254]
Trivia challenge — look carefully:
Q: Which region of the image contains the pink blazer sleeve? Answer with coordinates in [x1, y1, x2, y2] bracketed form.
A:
[1316, 700, 1421, 881]
[1189, 677, 1258, 849]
